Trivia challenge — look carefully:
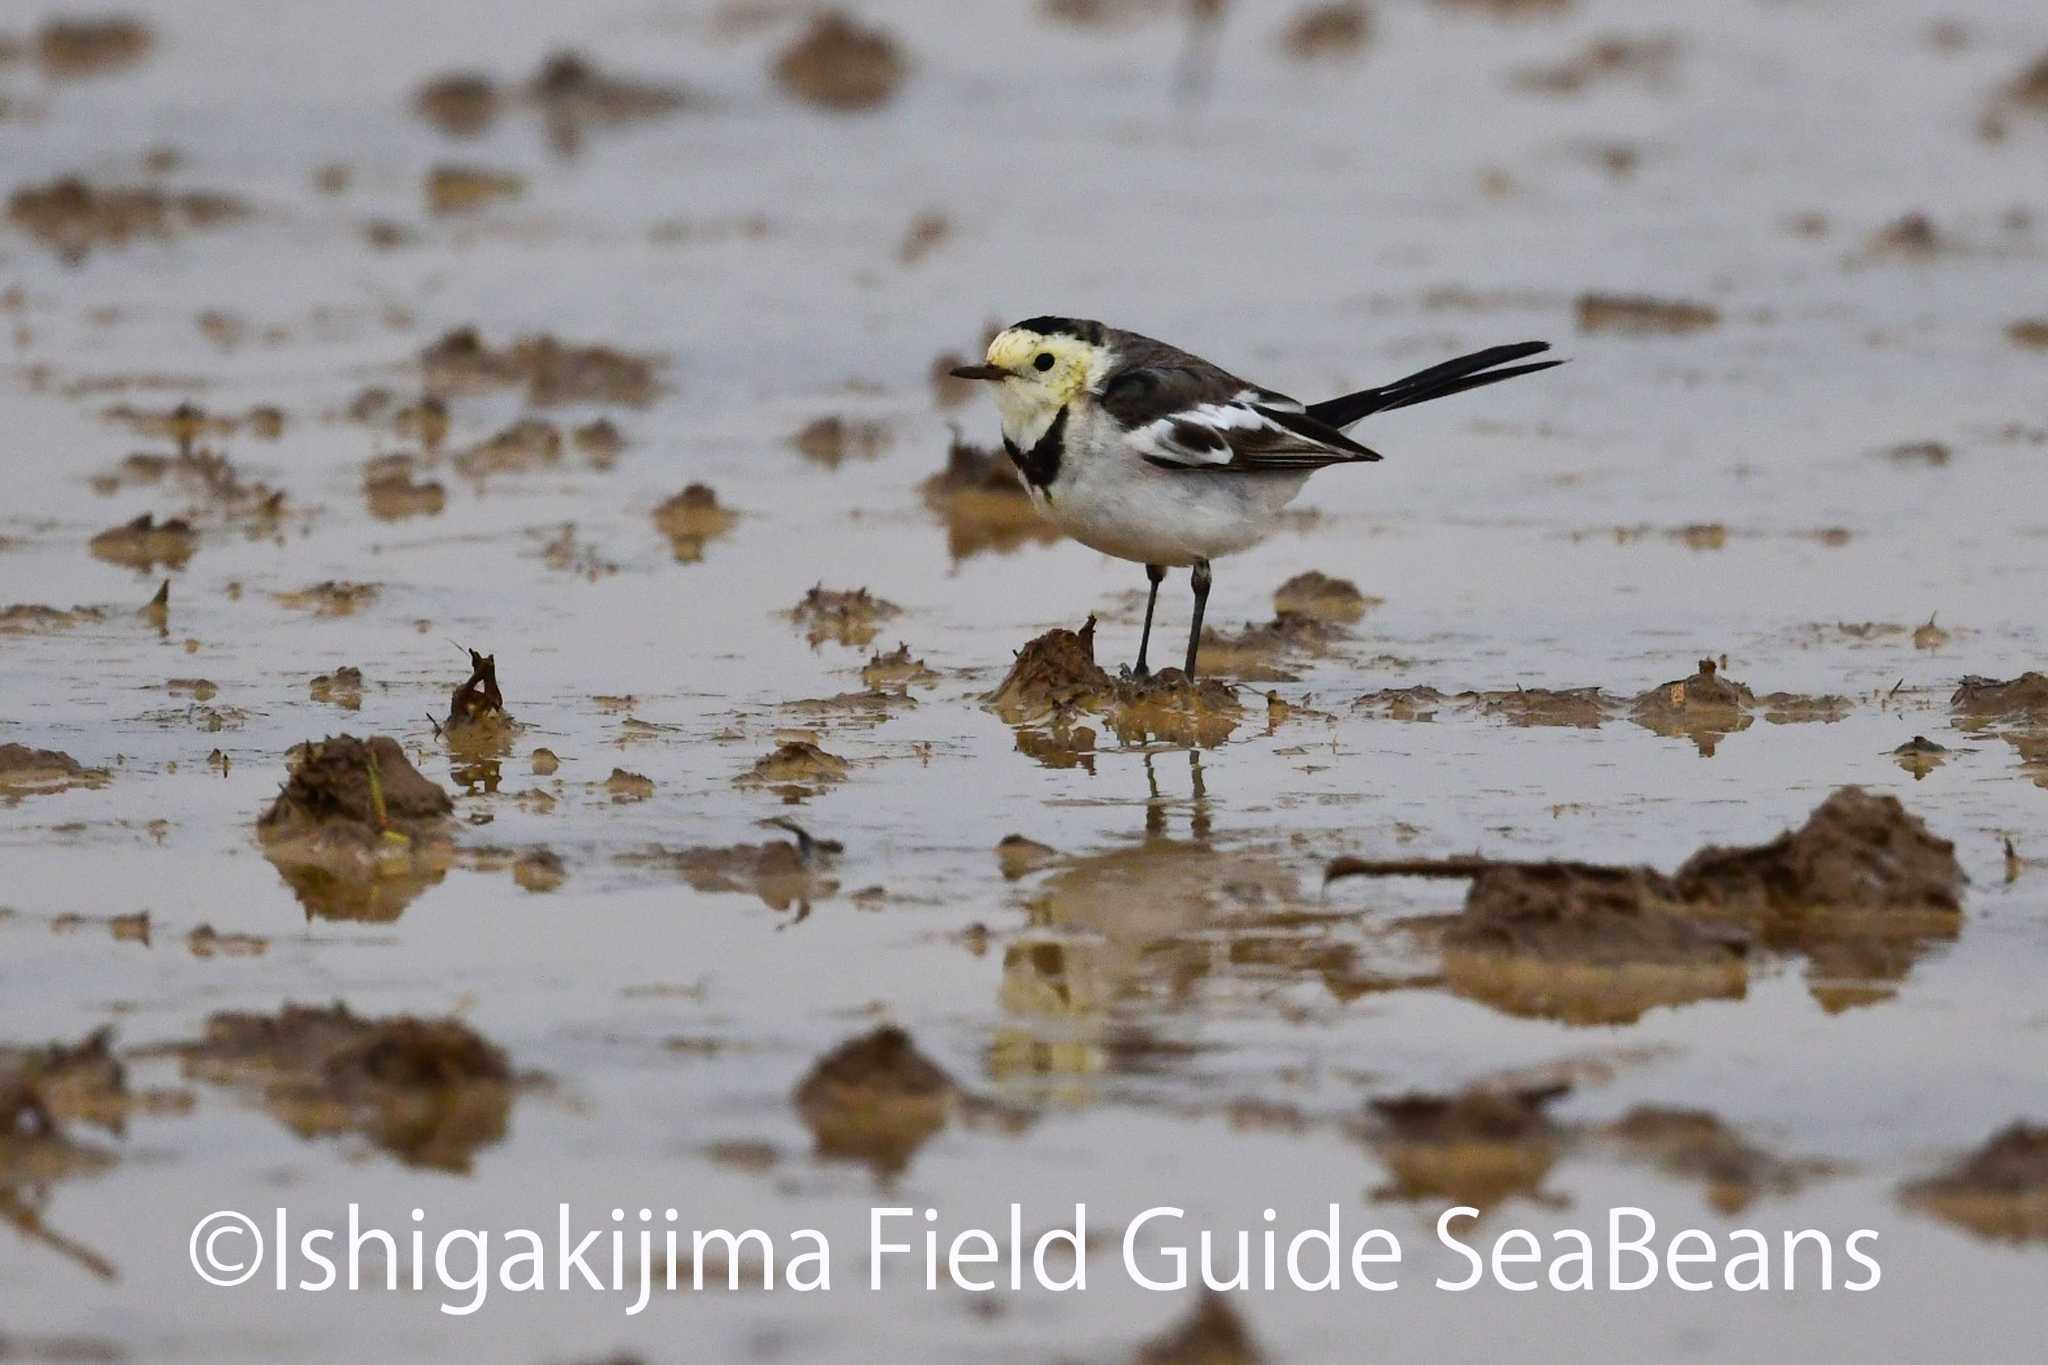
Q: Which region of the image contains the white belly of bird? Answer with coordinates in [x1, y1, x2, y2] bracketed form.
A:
[1032, 404, 1312, 566]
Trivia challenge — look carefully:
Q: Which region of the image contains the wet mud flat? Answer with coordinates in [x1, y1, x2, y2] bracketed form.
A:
[4, 1, 2048, 1362]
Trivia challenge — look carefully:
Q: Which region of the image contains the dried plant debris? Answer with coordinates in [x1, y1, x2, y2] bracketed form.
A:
[1329, 789, 1960, 1023]
[179, 1004, 518, 1172]
[425, 164, 523, 214]
[1903, 1123, 2048, 1242]
[985, 617, 1242, 746]
[1606, 1107, 1823, 1213]
[793, 1026, 954, 1174]
[1951, 672, 2048, 722]
[256, 736, 454, 922]
[633, 820, 842, 915]
[793, 415, 888, 467]
[1135, 1293, 1265, 1364]
[0, 743, 109, 798]
[1282, 3, 1369, 59]
[1515, 34, 1677, 94]
[774, 12, 907, 112]
[275, 581, 376, 617]
[789, 585, 901, 648]
[9, 177, 246, 262]
[415, 51, 688, 150]
[653, 484, 735, 561]
[1367, 1084, 1568, 1208]
[421, 328, 657, 406]
[35, 17, 152, 76]
[87, 512, 195, 570]
[920, 433, 1054, 558]
[1576, 292, 1719, 335]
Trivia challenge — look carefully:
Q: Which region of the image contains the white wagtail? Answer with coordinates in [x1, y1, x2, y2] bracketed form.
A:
[952, 318, 1560, 679]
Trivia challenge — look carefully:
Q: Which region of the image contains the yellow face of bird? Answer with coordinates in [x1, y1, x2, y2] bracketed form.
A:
[952, 326, 1107, 441]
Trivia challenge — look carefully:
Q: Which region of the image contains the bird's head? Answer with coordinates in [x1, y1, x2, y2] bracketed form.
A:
[950, 317, 1109, 438]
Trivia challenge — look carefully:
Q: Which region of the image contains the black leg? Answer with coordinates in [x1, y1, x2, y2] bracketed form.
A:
[1184, 559, 1211, 679]
[1134, 563, 1165, 677]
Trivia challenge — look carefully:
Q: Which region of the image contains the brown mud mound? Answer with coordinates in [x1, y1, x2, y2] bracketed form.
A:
[738, 741, 849, 791]
[632, 820, 842, 915]
[792, 414, 888, 467]
[1903, 1123, 2048, 1242]
[789, 585, 900, 648]
[36, 17, 152, 76]
[0, 743, 109, 798]
[1607, 1107, 1824, 1213]
[1462, 685, 1613, 728]
[179, 1004, 515, 1172]
[257, 736, 454, 921]
[1951, 672, 2048, 721]
[862, 643, 938, 689]
[88, 512, 195, 570]
[1282, 4, 1369, 61]
[1271, 570, 1376, 623]
[774, 12, 907, 112]
[364, 456, 446, 520]
[425, 164, 523, 215]
[1197, 613, 1343, 682]
[919, 434, 1054, 559]
[1, 604, 106, 634]
[1576, 292, 1719, 335]
[420, 327, 657, 406]
[793, 1026, 954, 1174]
[454, 418, 563, 478]
[9, 177, 246, 263]
[1331, 788, 1960, 1022]
[1353, 685, 1448, 721]
[987, 617, 1242, 745]
[445, 648, 512, 743]
[275, 581, 376, 617]
[415, 51, 688, 149]
[1135, 1292, 1265, 1364]
[0, 1029, 179, 1133]
[652, 484, 735, 562]
[309, 666, 364, 711]
[1367, 1084, 1568, 1208]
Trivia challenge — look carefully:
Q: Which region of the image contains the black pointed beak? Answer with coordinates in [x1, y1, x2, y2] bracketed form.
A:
[948, 364, 1010, 381]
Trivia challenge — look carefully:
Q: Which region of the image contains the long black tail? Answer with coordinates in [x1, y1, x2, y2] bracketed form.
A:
[1305, 341, 1559, 431]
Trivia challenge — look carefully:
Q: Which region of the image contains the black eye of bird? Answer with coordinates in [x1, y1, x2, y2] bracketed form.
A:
[1034, 352, 1055, 372]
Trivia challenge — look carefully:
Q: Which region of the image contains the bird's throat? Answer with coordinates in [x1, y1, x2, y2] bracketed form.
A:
[1003, 404, 1067, 493]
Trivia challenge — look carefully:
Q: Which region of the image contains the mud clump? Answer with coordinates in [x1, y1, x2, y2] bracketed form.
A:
[414, 73, 499, 135]
[984, 617, 1116, 723]
[421, 328, 657, 407]
[1463, 685, 1612, 728]
[1368, 1085, 1568, 1208]
[862, 643, 938, 689]
[1, 604, 106, 634]
[1330, 788, 1957, 1023]
[1607, 1107, 1822, 1213]
[1516, 35, 1678, 94]
[794, 1026, 954, 1174]
[309, 666, 364, 711]
[447, 649, 507, 730]
[789, 585, 901, 648]
[1893, 735, 1947, 777]
[180, 1004, 515, 1172]
[364, 457, 446, 520]
[652, 484, 735, 562]
[88, 512, 195, 570]
[1903, 1123, 2048, 1242]
[1282, 4, 1369, 59]
[425, 164, 523, 215]
[1951, 672, 2048, 721]
[1271, 570, 1375, 624]
[919, 433, 1054, 558]
[257, 736, 454, 922]
[512, 849, 566, 893]
[415, 52, 688, 151]
[2010, 319, 2048, 351]
[1865, 211, 1947, 260]
[35, 17, 151, 77]
[1576, 292, 1720, 335]
[987, 617, 1242, 745]
[604, 769, 655, 802]
[793, 414, 888, 467]
[1629, 657, 1846, 753]
[0, 743, 109, 798]
[1353, 685, 1448, 721]
[9, 177, 247, 263]
[641, 820, 842, 915]
[1136, 1292, 1265, 1364]
[739, 741, 848, 789]
[774, 12, 907, 112]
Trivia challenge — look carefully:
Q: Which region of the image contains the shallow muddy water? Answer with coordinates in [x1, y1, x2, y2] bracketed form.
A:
[3, 1, 2047, 1361]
